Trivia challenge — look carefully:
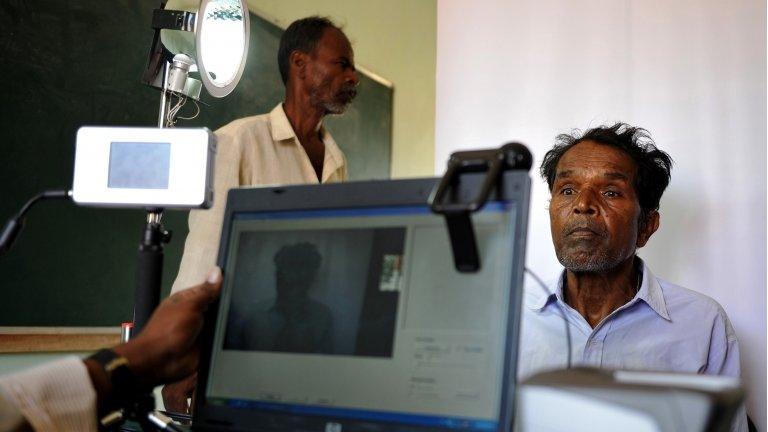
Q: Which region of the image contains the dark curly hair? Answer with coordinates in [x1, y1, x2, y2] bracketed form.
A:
[540, 123, 673, 220]
[277, 16, 340, 85]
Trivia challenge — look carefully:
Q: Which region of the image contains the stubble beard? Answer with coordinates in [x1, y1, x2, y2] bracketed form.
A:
[309, 75, 356, 115]
[555, 240, 635, 273]
[320, 87, 356, 115]
[321, 99, 349, 115]
[557, 248, 621, 273]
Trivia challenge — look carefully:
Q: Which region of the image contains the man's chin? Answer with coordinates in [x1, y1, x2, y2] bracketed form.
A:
[324, 102, 351, 115]
[558, 252, 618, 273]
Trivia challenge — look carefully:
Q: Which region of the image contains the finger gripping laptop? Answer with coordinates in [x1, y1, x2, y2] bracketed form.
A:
[193, 172, 531, 432]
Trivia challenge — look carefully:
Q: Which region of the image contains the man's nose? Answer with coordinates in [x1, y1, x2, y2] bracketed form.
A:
[347, 69, 359, 87]
[572, 188, 598, 215]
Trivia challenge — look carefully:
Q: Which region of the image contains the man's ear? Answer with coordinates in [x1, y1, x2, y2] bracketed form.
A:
[637, 210, 660, 248]
[289, 51, 308, 80]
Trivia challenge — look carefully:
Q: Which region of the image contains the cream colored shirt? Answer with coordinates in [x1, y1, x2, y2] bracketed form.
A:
[171, 104, 348, 292]
[0, 357, 97, 431]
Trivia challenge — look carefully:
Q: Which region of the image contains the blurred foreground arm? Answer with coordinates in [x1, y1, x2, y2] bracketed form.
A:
[0, 268, 222, 432]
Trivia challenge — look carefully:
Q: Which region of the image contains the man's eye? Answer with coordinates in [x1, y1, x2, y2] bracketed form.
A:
[560, 187, 574, 195]
[603, 190, 620, 198]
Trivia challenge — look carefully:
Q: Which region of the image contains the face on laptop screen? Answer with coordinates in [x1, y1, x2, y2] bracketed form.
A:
[206, 203, 517, 431]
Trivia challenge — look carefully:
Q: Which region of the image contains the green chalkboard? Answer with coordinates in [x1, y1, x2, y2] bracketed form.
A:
[0, 1, 393, 326]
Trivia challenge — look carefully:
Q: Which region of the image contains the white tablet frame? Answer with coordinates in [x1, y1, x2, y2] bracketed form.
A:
[72, 126, 215, 209]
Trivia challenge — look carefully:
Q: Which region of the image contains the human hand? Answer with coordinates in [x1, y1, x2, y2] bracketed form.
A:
[113, 267, 222, 387]
[162, 373, 197, 414]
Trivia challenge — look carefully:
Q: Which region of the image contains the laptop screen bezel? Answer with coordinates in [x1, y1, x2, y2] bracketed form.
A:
[193, 173, 530, 431]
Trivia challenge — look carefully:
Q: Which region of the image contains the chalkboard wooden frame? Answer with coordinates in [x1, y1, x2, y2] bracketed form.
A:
[0, 327, 121, 353]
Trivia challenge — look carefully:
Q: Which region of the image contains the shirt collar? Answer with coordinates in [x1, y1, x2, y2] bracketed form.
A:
[269, 103, 298, 142]
[319, 129, 345, 182]
[634, 259, 671, 321]
[269, 103, 332, 144]
[526, 258, 671, 321]
[268, 103, 346, 183]
[526, 275, 562, 311]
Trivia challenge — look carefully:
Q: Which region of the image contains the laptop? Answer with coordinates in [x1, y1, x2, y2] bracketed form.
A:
[192, 172, 531, 431]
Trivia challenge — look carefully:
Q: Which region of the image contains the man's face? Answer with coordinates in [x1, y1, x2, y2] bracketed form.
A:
[276, 268, 316, 301]
[549, 140, 651, 273]
[306, 28, 359, 115]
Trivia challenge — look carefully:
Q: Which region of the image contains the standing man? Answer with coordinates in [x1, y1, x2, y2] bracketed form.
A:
[171, 16, 359, 292]
[519, 123, 747, 430]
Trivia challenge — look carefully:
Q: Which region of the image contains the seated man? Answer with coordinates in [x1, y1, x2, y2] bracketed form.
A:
[518, 123, 746, 430]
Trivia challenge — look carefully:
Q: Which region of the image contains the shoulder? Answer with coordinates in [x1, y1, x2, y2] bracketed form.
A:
[306, 299, 333, 320]
[654, 275, 736, 339]
[215, 113, 271, 140]
[212, 113, 274, 164]
[657, 277, 724, 314]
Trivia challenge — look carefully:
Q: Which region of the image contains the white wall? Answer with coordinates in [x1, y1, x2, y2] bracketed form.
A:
[436, 0, 766, 428]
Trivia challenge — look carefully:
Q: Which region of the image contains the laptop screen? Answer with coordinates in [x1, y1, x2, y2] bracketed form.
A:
[203, 198, 520, 431]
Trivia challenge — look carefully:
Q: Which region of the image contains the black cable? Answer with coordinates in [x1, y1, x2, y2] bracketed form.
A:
[18, 190, 70, 215]
[525, 267, 572, 369]
[0, 189, 72, 255]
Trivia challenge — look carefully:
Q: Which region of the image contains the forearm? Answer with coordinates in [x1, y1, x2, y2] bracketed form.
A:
[0, 357, 98, 431]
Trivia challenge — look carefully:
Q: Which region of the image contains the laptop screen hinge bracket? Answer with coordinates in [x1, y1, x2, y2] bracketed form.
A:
[428, 143, 532, 273]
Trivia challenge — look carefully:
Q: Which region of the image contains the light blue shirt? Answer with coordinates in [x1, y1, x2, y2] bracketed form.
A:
[518, 259, 747, 430]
